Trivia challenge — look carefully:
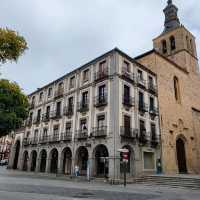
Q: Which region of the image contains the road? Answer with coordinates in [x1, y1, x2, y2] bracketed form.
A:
[0, 166, 199, 200]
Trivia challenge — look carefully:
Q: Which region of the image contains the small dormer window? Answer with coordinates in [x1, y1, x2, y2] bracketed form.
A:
[83, 69, 89, 82]
[123, 61, 130, 72]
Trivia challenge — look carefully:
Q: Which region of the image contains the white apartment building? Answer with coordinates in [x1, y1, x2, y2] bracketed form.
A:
[9, 48, 160, 180]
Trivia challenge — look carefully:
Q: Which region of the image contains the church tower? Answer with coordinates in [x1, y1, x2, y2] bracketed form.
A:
[153, 0, 199, 73]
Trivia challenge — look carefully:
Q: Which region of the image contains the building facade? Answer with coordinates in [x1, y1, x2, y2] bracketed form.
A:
[135, 0, 200, 174]
[8, 49, 160, 180]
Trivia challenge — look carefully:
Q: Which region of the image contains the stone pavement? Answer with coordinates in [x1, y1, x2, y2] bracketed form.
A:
[0, 166, 200, 200]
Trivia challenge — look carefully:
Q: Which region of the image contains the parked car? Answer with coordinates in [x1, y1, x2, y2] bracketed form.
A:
[0, 159, 8, 166]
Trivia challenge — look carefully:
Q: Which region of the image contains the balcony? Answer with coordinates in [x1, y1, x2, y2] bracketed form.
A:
[137, 77, 146, 88]
[75, 130, 88, 140]
[148, 83, 157, 95]
[29, 137, 38, 145]
[22, 138, 29, 146]
[33, 117, 41, 125]
[138, 130, 148, 145]
[42, 113, 50, 122]
[149, 107, 159, 118]
[29, 102, 35, 110]
[77, 102, 89, 113]
[94, 68, 109, 82]
[50, 110, 62, 119]
[120, 127, 137, 139]
[123, 96, 134, 107]
[138, 103, 148, 113]
[92, 126, 107, 138]
[94, 95, 108, 107]
[25, 119, 32, 127]
[150, 134, 160, 147]
[63, 106, 74, 117]
[39, 136, 49, 144]
[54, 88, 64, 99]
[49, 134, 60, 143]
[61, 131, 72, 141]
[121, 67, 135, 82]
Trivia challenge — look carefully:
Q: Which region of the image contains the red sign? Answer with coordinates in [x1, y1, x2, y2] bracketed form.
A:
[122, 152, 129, 161]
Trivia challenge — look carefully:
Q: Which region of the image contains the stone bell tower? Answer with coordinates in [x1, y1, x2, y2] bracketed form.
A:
[153, 0, 199, 74]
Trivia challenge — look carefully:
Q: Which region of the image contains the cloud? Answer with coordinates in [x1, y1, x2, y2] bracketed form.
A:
[0, 0, 199, 94]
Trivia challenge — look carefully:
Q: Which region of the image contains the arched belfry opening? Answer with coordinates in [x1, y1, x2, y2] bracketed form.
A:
[176, 138, 187, 173]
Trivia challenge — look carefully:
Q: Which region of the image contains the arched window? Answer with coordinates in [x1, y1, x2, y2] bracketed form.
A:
[170, 36, 176, 50]
[162, 40, 167, 54]
[174, 76, 181, 103]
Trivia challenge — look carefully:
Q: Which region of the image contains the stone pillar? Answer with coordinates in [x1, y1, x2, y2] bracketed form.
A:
[35, 158, 40, 173]
[108, 155, 120, 182]
[57, 155, 62, 174]
[46, 158, 51, 173]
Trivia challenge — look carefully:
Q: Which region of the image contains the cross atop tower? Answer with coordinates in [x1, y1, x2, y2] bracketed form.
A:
[163, 0, 180, 33]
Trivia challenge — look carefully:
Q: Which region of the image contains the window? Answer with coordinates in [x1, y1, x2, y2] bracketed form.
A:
[26, 131, 30, 138]
[174, 76, 181, 103]
[39, 92, 43, 102]
[43, 128, 48, 138]
[83, 69, 89, 82]
[138, 69, 143, 80]
[82, 91, 88, 105]
[29, 112, 33, 122]
[139, 120, 146, 133]
[99, 60, 107, 72]
[48, 87, 52, 97]
[186, 36, 189, 50]
[190, 39, 194, 53]
[56, 101, 61, 116]
[150, 123, 156, 141]
[124, 115, 131, 135]
[69, 76, 75, 89]
[37, 109, 41, 122]
[80, 119, 87, 131]
[170, 36, 176, 50]
[53, 125, 59, 136]
[58, 82, 63, 91]
[34, 129, 38, 139]
[139, 91, 144, 107]
[46, 106, 50, 119]
[162, 40, 167, 54]
[97, 115, 105, 128]
[149, 97, 154, 111]
[31, 96, 35, 105]
[148, 76, 153, 86]
[99, 84, 106, 97]
[123, 61, 130, 72]
[65, 122, 71, 133]
[124, 85, 130, 99]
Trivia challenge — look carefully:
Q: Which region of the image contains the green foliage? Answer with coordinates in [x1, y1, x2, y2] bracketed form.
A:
[0, 79, 29, 136]
[0, 28, 28, 64]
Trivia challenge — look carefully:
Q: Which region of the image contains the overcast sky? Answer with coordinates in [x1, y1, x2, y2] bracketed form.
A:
[0, 0, 199, 94]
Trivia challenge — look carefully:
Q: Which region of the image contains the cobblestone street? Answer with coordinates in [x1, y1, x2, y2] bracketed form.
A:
[0, 167, 199, 200]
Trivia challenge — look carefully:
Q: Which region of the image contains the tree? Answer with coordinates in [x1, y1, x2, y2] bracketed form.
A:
[0, 28, 28, 64]
[0, 79, 29, 136]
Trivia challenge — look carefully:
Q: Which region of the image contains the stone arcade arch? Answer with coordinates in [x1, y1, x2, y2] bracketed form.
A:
[39, 149, 47, 173]
[50, 148, 58, 173]
[93, 144, 109, 177]
[13, 140, 21, 169]
[75, 146, 88, 176]
[176, 137, 187, 173]
[120, 145, 135, 177]
[22, 151, 29, 171]
[61, 147, 72, 175]
[30, 150, 37, 172]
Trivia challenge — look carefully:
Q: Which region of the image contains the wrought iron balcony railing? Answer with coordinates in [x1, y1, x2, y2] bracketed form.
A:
[49, 134, 60, 143]
[50, 110, 62, 119]
[94, 68, 109, 82]
[120, 127, 137, 139]
[29, 137, 38, 145]
[138, 103, 149, 113]
[138, 130, 148, 145]
[77, 101, 89, 112]
[61, 131, 72, 141]
[149, 107, 159, 116]
[137, 77, 147, 88]
[42, 113, 50, 122]
[63, 106, 74, 116]
[92, 126, 107, 137]
[54, 88, 64, 99]
[33, 117, 41, 124]
[121, 67, 135, 82]
[123, 96, 134, 107]
[148, 83, 157, 94]
[94, 95, 108, 107]
[39, 135, 49, 144]
[75, 130, 88, 140]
